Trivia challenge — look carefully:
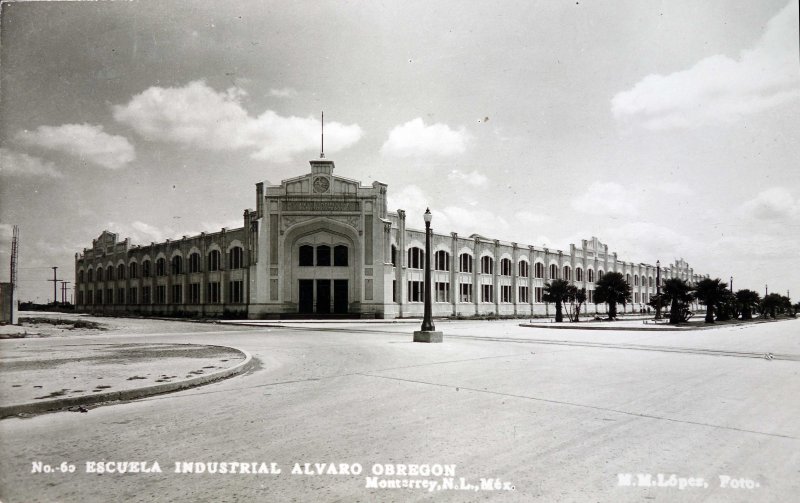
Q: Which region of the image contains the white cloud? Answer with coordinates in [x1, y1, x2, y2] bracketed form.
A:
[612, 1, 800, 129]
[388, 184, 554, 247]
[570, 181, 638, 218]
[15, 124, 135, 169]
[602, 222, 695, 265]
[447, 169, 487, 186]
[105, 221, 176, 244]
[0, 148, 63, 178]
[381, 118, 468, 158]
[740, 187, 799, 220]
[112, 80, 362, 162]
[268, 87, 298, 98]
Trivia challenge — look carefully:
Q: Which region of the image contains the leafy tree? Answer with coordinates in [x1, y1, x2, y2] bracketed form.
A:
[543, 279, 571, 322]
[762, 294, 792, 318]
[735, 289, 761, 320]
[647, 293, 669, 319]
[564, 286, 587, 322]
[715, 289, 737, 321]
[694, 278, 728, 323]
[593, 272, 631, 320]
[662, 278, 694, 324]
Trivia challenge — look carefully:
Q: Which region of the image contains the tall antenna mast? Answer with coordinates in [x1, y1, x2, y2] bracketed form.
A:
[320, 110, 325, 159]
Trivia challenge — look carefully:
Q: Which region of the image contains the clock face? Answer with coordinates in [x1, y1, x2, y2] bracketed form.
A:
[313, 176, 330, 193]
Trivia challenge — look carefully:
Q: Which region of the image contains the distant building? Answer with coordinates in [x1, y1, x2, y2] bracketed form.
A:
[74, 158, 706, 318]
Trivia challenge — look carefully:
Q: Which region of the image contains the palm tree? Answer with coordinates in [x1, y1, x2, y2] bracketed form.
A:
[694, 278, 728, 323]
[565, 286, 587, 322]
[735, 289, 760, 320]
[593, 272, 631, 320]
[543, 279, 571, 322]
[661, 278, 694, 324]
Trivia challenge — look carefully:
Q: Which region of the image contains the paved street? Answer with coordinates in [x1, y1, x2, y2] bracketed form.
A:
[1, 316, 798, 502]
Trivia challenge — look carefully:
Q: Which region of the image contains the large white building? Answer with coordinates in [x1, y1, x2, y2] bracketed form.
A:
[75, 158, 706, 318]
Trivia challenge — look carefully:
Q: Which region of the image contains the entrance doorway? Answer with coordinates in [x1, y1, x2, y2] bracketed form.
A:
[316, 279, 331, 314]
[334, 280, 348, 314]
[297, 279, 348, 315]
[299, 280, 313, 313]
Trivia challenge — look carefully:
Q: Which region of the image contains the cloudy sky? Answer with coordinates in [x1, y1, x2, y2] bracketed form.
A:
[1, 0, 798, 303]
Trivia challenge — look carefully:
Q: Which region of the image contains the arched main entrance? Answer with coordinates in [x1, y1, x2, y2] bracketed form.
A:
[282, 218, 360, 316]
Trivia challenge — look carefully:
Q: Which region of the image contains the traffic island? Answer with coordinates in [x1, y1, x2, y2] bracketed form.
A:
[0, 342, 253, 418]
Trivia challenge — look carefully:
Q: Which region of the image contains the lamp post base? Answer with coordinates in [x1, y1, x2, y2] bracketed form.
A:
[413, 330, 444, 343]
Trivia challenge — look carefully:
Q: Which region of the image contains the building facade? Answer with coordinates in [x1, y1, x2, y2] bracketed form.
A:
[75, 159, 706, 318]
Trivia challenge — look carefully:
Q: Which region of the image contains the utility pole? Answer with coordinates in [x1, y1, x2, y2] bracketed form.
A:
[729, 276, 733, 292]
[60, 281, 71, 304]
[48, 266, 61, 305]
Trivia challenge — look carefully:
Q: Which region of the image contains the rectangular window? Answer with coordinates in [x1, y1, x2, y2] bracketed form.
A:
[117, 288, 125, 304]
[78, 291, 84, 305]
[171, 284, 183, 304]
[392, 280, 397, 302]
[142, 286, 151, 304]
[501, 285, 512, 303]
[407, 280, 423, 302]
[189, 283, 201, 304]
[129, 287, 138, 304]
[481, 284, 493, 303]
[535, 287, 543, 303]
[519, 286, 529, 303]
[435, 282, 450, 303]
[156, 285, 167, 304]
[459, 282, 473, 303]
[207, 282, 221, 304]
[106, 288, 113, 305]
[588, 290, 594, 303]
[229, 280, 244, 303]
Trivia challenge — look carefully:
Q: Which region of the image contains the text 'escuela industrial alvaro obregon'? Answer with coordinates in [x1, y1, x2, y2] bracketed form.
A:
[74, 157, 707, 319]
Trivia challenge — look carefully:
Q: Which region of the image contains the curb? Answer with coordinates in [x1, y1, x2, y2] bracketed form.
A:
[519, 323, 703, 332]
[0, 344, 254, 419]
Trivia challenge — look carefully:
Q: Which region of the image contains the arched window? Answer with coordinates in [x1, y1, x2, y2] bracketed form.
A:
[563, 265, 571, 281]
[534, 262, 544, 278]
[480, 256, 494, 274]
[129, 262, 138, 279]
[156, 258, 167, 276]
[334, 245, 348, 266]
[459, 253, 473, 273]
[107, 265, 114, 281]
[117, 264, 126, 280]
[87, 268, 94, 282]
[142, 260, 151, 278]
[407, 247, 424, 269]
[598, 269, 604, 280]
[575, 267, 583, 282]
[299, 245, 314, 266]
[79, 270, 85, 283]
[634, 274, 639, 286]
[500, 258, 512, 276]
[229, 246, 244, 269]
[171, 256, 183, 275]
[434, 250, 449, 271]
[518, 261, 529, 278]
[649, 276, 654, 287]
[391, 245, 397, 266]
[208, 250, 221, 271]
[626, 273, 631, 285]
[316, 245, 331, 266]
[587, 269, 594, 283]
[188, 252, 201, 273]
[549, 264, 558, 279]
[96, 267, 103, 282]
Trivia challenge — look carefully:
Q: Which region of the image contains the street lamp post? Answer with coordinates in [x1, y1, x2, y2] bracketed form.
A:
[414, 208, 443, 343]
[655, 260, 662, 320]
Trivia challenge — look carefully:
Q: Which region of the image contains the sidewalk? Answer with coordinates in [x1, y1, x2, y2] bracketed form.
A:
[0, 341, 252, 418]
